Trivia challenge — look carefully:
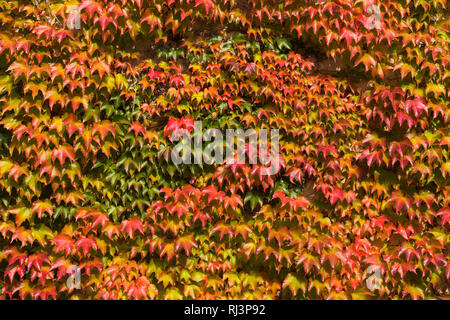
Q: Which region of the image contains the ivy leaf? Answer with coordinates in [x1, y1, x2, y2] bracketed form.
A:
[9, 207, 32, 226]
[121, 217, 144, 239]
[283, 273, 306, 297]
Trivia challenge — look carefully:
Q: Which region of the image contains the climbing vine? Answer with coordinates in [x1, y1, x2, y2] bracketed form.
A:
[0, 0, 448, 299]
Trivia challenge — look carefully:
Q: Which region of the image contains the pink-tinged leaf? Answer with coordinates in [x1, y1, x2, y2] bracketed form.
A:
[52, 145, 75, 165]
[224, 194, 243, 211]
[164, 117, 195, 142]
[121, 217, 144, 239]
[129, 121, 146, 137]
[169, 74, 185, 87]
[75, 235, 98, 256]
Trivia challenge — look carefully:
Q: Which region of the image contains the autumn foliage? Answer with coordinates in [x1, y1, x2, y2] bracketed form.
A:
[0, 0, 449, 299]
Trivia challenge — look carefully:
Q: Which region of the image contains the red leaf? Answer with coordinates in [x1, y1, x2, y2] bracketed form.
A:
[224, 194, 243, 211]
[51, 235, 74, 256]
[52, 145, 75, 165]
[437, 208, 450, 226]
[80, 0, 103, 20]
[121, 217, 144, 239]
[404, 98, 428, 118]
[75, 235, 98, 256]
[92, 120, 115, 140]
[129, 121, 146, 137]
[164, 117, 195, 142]
[195, 0, 215, 14]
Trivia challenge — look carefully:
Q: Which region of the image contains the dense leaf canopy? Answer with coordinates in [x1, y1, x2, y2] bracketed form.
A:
[0, 0, 448, 299]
